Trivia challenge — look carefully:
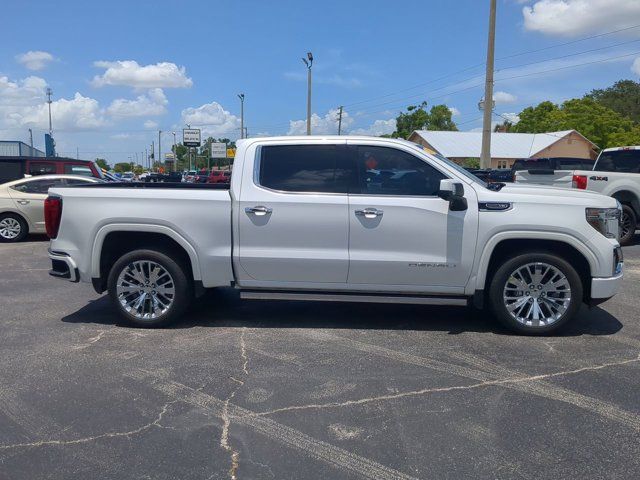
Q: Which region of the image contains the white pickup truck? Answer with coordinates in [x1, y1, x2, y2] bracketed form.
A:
[45, 136, 623, 334]
[570, 146, 640, 245]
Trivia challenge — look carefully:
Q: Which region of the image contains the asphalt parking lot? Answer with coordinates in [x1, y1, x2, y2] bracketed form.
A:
[0, 237, 639, 480]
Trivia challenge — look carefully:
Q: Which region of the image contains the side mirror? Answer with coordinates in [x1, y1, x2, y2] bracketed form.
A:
[438, 179, 467, 211]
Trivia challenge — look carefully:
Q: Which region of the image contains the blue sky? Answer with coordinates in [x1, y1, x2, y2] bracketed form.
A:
[1, 0, 640, 164]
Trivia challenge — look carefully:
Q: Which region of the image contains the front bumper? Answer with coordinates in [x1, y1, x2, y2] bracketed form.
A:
[591, 270, 623, 300]
[48, 249, 79, 283]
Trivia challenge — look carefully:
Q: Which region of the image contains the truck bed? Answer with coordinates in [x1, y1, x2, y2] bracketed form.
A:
[77, 181, 231, 190]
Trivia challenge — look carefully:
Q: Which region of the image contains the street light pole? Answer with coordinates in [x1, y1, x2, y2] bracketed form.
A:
[302, 52, 313, 135]
[480, 0, 497, 169]
[172, 132, 177, 172]
[238, 94, 245, 139]
[158, 130, 162, 170]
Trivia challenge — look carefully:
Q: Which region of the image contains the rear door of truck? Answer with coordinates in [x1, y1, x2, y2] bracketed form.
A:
[236, 140, 351, 284]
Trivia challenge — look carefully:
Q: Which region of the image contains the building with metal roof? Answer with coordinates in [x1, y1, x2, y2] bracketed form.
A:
[0, 141, 45, 158]
[408, 130, 597, 169]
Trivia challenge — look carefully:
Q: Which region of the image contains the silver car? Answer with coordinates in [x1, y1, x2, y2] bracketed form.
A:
[0, 175, 99, 242]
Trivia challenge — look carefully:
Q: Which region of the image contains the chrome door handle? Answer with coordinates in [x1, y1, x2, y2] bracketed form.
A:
[245, 206, 272, 216]
[355, 208, 383, 219]
[17, 200, 30, 205]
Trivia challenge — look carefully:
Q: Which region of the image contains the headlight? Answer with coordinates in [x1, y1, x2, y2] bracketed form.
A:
[585, 207, 620, 239]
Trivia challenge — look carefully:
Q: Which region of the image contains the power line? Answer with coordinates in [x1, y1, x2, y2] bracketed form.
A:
[496, 23, 640, 61]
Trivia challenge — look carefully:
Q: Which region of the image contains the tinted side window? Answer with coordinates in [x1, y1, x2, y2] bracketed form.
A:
[259, 145, 353, 193]
[11, 178, 65, 194]
[29, 162, 57, 175]
[355, 146, 446, 196]
[595, 150, 640, 173]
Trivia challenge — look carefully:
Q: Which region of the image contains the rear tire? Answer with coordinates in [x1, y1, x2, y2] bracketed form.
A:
[488, 252, 583, 335]
[619, 204, 637, 246]
[0, 213, 28, 243]
[107, 249, 192, 327]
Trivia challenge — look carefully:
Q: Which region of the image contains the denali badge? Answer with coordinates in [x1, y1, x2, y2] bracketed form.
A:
[409, 262, 457, 268]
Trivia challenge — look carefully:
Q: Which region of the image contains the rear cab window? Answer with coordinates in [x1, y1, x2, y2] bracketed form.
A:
[595, 149, 640, 173]
[28, 162, 57, 176]
[64, 164, 94, 177]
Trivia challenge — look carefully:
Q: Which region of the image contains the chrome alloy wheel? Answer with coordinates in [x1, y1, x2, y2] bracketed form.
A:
[620, 210, 633, 240]
[116, 260, 175, 320]
[0, 217, 21, 239]
[502, 262, 571, 327]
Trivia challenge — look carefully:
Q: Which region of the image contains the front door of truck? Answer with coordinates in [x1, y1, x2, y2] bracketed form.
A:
[346, 143, 478, 293]
[237, 141, 353, 284]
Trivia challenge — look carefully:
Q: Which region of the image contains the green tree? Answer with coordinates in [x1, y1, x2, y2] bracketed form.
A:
[513, 98, 635, 148]
[113, 162, 132, 173]
[587, 80, 640, 123]
[392, 102, 457, 138]
[94, 158, 109, 170]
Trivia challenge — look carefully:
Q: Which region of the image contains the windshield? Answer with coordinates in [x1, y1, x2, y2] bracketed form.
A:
[595, 149, 640, 173]
[431, 152, 489, 187]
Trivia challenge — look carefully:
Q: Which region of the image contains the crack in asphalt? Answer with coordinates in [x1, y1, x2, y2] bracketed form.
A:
[254, 353, 640, 419]
[219, 327, 249, 480]
[0, 400, 178, 451]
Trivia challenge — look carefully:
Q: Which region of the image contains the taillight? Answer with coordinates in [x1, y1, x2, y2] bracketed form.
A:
[44, 196, 62, 238]
[572, 174, 587, 190]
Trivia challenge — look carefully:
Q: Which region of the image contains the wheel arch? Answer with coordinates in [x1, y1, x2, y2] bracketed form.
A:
[475, 234, 595, 302]
[611, 190, 640, 216]
[91, 224, 201, 293]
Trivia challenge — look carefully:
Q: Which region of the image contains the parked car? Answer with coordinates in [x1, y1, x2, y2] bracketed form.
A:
[184, 170, 197, 182]
[46, 136, 622, 334]
[120, 172, 135, 182]
[0, 157, 103, 184]
[0, 175, 100, 242]
[513, 157, 595, 188]
[570, 146, 640, 245]
[144, 171, 183, 183]
[208, 170, 232, 184]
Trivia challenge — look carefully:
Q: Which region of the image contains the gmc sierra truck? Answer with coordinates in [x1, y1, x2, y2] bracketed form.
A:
[45, 136, 623, 334]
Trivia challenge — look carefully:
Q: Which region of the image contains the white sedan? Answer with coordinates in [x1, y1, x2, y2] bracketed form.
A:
[0, 175, 100, 242]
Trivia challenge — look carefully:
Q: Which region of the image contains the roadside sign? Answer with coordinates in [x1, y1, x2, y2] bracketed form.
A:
[183, 128, 201, 147]
[210, 142, 227, 159]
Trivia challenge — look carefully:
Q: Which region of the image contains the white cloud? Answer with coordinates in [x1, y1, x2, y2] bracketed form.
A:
[350, 118, 397, 137]
[17, 93, 108, 130]
[287, 108, 354, 135]
[0, 74, 107, 132]
[92, 60, 193, 89]
[143, 120, 159, 129]
[632, 58, 640, 76]
[181, 101, 240, 138]
[493, 91, 518, 104]
[523, 0, 640, 37]
[15, 51, 55, 71]
[449, 107, 461, 116]
[501, 112, 521, 124]
[106, 88, 168, 117]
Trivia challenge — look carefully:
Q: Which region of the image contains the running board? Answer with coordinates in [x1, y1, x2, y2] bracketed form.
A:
[240, 290, 468, 306]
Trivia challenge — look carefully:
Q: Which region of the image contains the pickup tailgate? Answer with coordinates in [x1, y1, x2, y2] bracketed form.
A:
[515, 169, 574, 188]
[48, 183, 233, 288]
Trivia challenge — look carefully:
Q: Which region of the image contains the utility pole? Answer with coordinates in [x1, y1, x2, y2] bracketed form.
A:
[46, 87, 53, 135]
[337, 106, 343, 135]
[172, 132, 177, 172]
[302, 52, 313, 135]
[76, 147, 79, 160]
[151, 141, 155, 172]
[158, 130, 162, 169]
[28, 128, 33, 154]
[145, 148, 148, 170]
[480, 0, 497, 169]
[238, 94, 245, 139]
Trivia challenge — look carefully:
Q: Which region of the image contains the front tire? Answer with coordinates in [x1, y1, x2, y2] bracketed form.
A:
[488, 252, 583, 335]
[619, 204, 637, 246]
[107, 249, 192, 327]
[0, 213, 28, 243]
